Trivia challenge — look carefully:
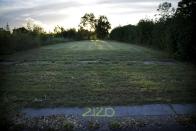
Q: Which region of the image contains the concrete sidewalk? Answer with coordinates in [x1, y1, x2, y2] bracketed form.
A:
[22, 104, 196, 117]
[18, 104, 196, 131]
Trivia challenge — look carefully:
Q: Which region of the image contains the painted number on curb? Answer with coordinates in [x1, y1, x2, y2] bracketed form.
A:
[82, 107, 115, 117]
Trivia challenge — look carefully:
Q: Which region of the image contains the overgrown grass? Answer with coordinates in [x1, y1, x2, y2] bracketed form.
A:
[0, 40, 196, 108]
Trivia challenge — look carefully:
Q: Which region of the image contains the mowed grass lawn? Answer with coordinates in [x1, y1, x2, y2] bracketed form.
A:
[0, 40, 196, 107]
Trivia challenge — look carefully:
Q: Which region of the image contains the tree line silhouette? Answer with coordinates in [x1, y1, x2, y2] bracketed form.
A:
[0, 0, 195, 63]
[110, 0, 196, 62]
[0, 13, 111, 54]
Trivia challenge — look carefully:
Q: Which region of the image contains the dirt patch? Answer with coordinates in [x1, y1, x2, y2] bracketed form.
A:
[15, 61, 54, 66]
[143, 61, 176, 65]
[79, 60, 98, 64]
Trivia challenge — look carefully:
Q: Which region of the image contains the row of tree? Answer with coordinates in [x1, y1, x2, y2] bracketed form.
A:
[0, 14, 111, 54]
[0, 22, 65, 54]
[0, 24, 41, 54]
[110, 0, 196, 62]
[54, 13, 111, 40]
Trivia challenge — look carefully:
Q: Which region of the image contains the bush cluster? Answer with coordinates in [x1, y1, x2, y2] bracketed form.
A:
[110, 0, 195, 62]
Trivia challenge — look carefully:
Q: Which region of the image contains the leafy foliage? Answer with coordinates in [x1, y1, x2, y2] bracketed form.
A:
[78, 13, 111, 39]
[0, 24, 64, 54]
[95, 15, 111, 39]
[110, 0, 196, 62]
[79, 13, 96, 32]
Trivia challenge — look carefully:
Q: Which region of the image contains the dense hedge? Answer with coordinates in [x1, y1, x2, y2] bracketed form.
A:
[110, 0, 195, 62]
[0, 27, 70, 55]
[0, 26, 95, 55]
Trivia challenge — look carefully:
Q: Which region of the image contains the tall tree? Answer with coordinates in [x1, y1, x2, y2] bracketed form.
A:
[157, 2, 175, 21]
[95, 15, 111, 39]
[54, 25, 65, 37]
[79, 13, 96, 32]
[79, 13, 96, 39]
[175, 0, 196, 62]
[176, 0, 196, 18]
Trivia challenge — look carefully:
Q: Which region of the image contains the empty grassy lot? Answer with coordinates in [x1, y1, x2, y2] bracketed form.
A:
[0, 40, 196, 108]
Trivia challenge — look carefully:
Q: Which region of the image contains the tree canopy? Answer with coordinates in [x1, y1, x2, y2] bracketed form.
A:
[95, 15, 111, 39]
[110, 0, 196, 63]
[79, 13, 111, 39]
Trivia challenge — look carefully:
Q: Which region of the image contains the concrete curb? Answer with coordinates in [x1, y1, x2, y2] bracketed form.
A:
[22, 104, 196, 118]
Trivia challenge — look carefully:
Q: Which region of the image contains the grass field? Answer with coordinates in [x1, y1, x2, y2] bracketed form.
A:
[0, 40, 196, 108]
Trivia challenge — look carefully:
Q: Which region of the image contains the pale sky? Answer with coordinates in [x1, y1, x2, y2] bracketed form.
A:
[0, 0, 180, 32]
